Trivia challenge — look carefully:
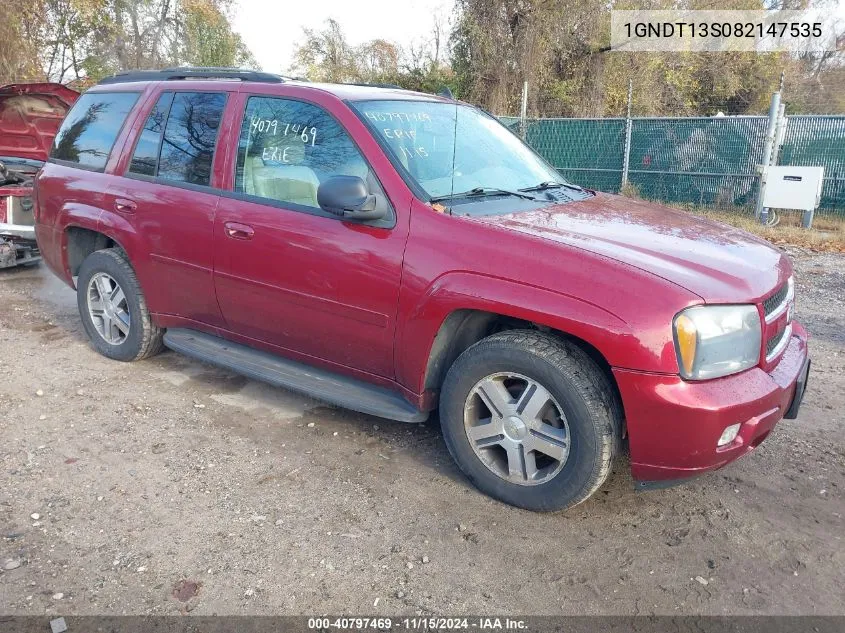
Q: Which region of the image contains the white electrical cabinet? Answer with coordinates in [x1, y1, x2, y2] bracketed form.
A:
[762, 166, 825, 211]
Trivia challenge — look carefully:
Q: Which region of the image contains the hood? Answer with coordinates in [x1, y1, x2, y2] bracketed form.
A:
[0, 83, 79, 162]
[473, 192, 790, 303]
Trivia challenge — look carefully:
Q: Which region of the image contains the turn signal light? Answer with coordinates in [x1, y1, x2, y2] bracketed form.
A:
[674, 313, 697, 377]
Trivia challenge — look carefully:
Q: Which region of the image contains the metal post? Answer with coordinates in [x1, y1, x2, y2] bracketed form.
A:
[621, 79, 633, 189]
[772, 102, 787, 165]
[802, 208, 814, 229]
[754, 89, 781, 224]
[519, 81, 528, 139]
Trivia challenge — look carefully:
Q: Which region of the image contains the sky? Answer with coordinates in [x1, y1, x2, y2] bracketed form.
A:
[232, 0, 456, 74]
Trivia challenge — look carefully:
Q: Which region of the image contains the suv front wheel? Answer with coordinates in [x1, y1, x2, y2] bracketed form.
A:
[439, 330, 622, 512]
[76, 248, 164, 362]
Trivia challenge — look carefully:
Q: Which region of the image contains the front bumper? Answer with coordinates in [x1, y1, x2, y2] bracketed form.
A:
[0, 224, 39, 268]
[0, 222, 36, 241]
[614, 322, 809, 484]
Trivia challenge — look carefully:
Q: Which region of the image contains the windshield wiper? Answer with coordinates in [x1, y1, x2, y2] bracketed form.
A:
[519, 181, 584, 193]
[431, 186, 537, 202]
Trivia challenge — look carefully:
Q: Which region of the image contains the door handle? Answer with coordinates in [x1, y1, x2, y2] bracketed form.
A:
[224, 221, 255, 240]
[114, 198, 137, 214]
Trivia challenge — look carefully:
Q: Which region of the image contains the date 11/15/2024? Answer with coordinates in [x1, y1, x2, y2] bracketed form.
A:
[307, 617, 528, 630]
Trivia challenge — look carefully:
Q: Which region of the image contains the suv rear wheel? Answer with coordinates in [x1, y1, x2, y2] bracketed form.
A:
[76, 248, 164, 361]
[439, 330, 621, 512]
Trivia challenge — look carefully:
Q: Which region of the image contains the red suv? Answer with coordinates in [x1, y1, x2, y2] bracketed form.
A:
[34, 68, 810, 511]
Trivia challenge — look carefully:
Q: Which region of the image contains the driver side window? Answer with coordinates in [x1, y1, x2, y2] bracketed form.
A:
[234, 97, 370, 211]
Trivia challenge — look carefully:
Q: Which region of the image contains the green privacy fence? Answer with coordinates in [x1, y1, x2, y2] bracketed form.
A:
[779, 116, 845, 217]
[500, 114, 845, 216]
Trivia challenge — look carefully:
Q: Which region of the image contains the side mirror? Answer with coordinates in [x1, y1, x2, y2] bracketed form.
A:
[317, 175, 385, 221]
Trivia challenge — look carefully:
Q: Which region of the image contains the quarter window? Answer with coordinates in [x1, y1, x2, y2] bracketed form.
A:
[235, 97, 370, 210]
[156, 92, 227, 186]
[128, 92, 174, 177]
[51, 92, 140, 170]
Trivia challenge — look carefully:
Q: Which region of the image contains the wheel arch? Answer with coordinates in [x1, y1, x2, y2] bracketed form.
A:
[64, 226, 125, 280]
[421, 307, 625, 426]
[55, 197, 141, 284]
[401, 271, 640, 398]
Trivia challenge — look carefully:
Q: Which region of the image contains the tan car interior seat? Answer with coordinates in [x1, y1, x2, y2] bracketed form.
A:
[244, 133, 320, 207]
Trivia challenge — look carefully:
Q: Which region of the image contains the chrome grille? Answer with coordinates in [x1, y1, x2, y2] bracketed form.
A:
[766, 327, 786, 356]
[763, 283, 788, 318]
[765, 322, 792, 361]
[761, 277, 795, 362]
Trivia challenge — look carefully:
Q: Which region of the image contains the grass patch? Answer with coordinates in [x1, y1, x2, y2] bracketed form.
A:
[687, 208, 845, 253]
[617, 188, 845, 252]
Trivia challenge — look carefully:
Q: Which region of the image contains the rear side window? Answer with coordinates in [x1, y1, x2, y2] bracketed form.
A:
[51, 92, 139, 170]
[128, 92, 174, 177]
[157, 92, 227, 186]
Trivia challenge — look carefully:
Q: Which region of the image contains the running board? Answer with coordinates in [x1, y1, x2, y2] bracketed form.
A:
[163, 328, 428, 423]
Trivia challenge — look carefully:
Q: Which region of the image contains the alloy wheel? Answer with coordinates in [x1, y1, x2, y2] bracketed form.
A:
[463, 372, 570, 486]
[87, 272, 130, 345]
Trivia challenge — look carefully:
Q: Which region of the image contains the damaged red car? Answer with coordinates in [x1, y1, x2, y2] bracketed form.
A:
[0, 82, 78, 268]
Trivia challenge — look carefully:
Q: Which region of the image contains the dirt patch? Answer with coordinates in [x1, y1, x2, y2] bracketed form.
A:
[172, 579, 202, 602]
[0, 256, 843, 616]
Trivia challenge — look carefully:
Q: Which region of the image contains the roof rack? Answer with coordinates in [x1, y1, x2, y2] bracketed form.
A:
[97, 67, 285, 85]
[344, 82, 403, 89]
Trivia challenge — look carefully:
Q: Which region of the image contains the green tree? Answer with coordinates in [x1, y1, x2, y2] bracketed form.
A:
[183, 0, 257, 68]
[290, 18, 456, 94]
[0, 0, 44, 83]
[449, 0, 838, 116]
[291, 18, 358, 82]
[1, 0, 257, 85]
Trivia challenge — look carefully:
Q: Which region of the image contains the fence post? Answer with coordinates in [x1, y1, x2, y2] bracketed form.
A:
[772, 102, 787, 165]
[621, 79, 633, 191]
[755, 88, 782, 224]
[519, 81, 528, 139]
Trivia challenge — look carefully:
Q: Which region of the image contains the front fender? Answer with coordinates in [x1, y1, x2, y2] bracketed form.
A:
[396, 270, 658, 394]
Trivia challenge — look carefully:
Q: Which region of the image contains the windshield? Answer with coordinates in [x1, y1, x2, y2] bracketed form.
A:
[353, 100, 563, 200]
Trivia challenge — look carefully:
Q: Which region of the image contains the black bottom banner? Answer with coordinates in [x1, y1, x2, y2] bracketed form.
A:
[0, 616, 843, 633]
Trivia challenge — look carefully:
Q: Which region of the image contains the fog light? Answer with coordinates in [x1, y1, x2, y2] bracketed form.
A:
[717, 423, 741, 447]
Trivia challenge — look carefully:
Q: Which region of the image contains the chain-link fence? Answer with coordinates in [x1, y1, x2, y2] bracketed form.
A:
[500, 113, 845, 217]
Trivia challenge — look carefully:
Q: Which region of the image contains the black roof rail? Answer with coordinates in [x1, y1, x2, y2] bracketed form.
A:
[97, 67, 285, 85]
[344, 82, 403, 89]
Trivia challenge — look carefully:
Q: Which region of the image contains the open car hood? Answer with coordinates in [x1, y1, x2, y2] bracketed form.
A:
[0, 83, 79, 163]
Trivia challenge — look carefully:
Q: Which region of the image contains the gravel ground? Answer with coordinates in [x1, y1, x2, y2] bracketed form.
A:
[0, 248, 843, 617]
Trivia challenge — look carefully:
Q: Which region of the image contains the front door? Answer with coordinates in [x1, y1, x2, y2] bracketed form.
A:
[213, 95, 408, 378]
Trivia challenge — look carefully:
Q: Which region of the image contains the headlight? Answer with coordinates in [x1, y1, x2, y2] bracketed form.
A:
[673, 305, 761, 380]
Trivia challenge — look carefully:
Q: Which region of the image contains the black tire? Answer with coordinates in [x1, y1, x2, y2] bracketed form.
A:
[76, 248, 164, 362]
[439, 330, 621, 512]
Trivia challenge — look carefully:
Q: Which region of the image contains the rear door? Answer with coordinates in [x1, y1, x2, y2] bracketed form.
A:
[107, 89, 230, 326]
[213, 93, 410, 378]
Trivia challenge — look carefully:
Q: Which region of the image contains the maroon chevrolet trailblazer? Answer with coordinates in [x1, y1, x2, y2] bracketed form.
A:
[34, 68, 809, 511]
